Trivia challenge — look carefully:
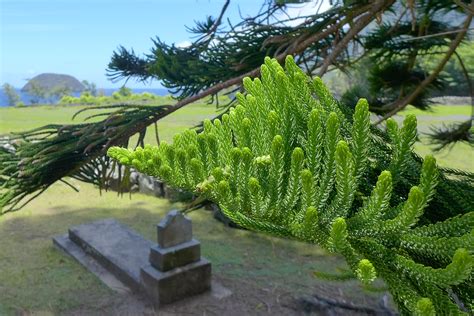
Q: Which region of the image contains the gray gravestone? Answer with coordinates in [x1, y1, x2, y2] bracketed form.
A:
[53, 210, 211, 307]
[149, 239, 201, 272]
[157, 210, 192, 248]
[140, 210, 211, 305]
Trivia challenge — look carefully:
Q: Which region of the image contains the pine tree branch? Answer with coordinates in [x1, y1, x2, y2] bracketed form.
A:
[2, 1, 455, 213]
[393, 28, 474, 42]
[426, 49, 474, 151]
[454, 0, 474, 14]
[108, 58, 474, 314]
[374, 13, 474, 125]
[195, 0, 230, 44]
[111, 4, 379, 144]
[318, 0, 395, 77]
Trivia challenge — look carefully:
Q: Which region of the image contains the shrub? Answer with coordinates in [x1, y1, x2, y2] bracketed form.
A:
[79, 93, 95, 105]
[97, 96, 109, 104]
[59, 95, 75, 105]
[112, 92, 122, 100]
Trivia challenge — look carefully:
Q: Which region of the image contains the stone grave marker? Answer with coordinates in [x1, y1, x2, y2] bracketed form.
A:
[53, 210, 211, 307]
[141, 210, 211, 305]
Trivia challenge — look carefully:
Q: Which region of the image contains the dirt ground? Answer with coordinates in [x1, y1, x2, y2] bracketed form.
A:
[62, 274, 394, 316]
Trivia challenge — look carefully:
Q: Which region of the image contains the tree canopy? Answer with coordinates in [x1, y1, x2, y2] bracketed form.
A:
[1, 0, 473, 213]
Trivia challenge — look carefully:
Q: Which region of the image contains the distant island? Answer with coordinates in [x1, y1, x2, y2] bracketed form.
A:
[22, 73, 85, 93]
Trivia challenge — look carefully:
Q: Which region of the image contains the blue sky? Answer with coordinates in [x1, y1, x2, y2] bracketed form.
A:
[0, 0, 270, 88]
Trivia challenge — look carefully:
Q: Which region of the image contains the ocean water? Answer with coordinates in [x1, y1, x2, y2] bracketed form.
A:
[0, 88, 170, 107]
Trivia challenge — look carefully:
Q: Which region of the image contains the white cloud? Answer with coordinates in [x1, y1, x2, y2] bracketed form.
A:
[176, 40, 192, 48]
[276, 1, 332, 27]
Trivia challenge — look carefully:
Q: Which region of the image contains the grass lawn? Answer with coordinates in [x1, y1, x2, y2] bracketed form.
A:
[0, 102, 221, 144]
[1, 103, 472, 171]
[0, 179, 390, 315]
[397, 105, 473, 172]
[399, 104, 471, 117]
[0, 103, 471, 314]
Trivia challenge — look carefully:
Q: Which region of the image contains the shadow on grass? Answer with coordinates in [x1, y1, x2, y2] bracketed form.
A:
[0, 202, 394, 315]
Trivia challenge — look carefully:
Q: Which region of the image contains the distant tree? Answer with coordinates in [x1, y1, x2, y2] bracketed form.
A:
[79, 91, 95, 104]
[118, 86, 132, 97]
[27, 83, 71, 104]
[2, 83, 20, 106]
[26, 81, 47, 104]
[49, 86, 72, 101]
[82, 80, 98, 96]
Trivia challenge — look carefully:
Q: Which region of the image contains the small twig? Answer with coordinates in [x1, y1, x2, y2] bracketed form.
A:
[392, 28, 474, 42]
[453, 51, 474, 120]
[374, 13, 474, 125]
[59, 179, 79, 192]
[197, 0, 230, 44]
[6, 187, 49, 213]
[454, 0, 474, 14]
[318, 0, 395, 77]
[154, 122, 160, 145]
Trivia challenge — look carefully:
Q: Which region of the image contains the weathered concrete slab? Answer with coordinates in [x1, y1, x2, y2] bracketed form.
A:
[67, 218, 154, 291]
[141, 259, 212, 305]
[53, 234, 131, 294]
[157, 210, 192, 248]
[149, 239, 200, 272]
[54, 213, 212, 307]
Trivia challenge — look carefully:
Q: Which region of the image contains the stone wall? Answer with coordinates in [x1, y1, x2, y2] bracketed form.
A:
[430, 96, 472, 106]
[105, 167, 238, 227]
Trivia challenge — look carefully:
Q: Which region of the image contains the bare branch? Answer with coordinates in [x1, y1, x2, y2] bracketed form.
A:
[198, 0, 231, 43]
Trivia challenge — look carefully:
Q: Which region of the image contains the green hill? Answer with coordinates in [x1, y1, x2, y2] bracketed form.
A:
[22, 73, 85, 93]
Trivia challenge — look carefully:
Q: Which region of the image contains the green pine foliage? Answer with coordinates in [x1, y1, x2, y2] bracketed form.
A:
[108, 56, 473, 315]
